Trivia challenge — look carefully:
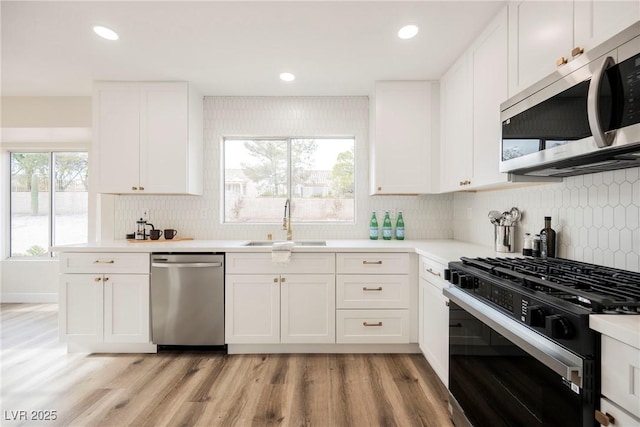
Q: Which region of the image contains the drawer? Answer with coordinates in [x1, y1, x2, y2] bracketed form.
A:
[601, 335, 640, 419]
[59, 252, 150, 274]
[226, 252, 335, 274]
[336, 253, 409, 274]
[419, 256, 448, 290]
[336, 309, 409, 343]
[599, 397, 640, 427]
[336, 275, 409, 309]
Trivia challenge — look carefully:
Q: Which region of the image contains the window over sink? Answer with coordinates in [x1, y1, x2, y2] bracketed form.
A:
[223, 137, 355, 223]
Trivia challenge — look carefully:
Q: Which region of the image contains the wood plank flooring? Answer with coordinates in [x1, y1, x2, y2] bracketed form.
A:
[1, 304, 453, 427]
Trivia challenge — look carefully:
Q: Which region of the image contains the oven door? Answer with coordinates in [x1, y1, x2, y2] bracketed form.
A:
[444, 287, 596, 427]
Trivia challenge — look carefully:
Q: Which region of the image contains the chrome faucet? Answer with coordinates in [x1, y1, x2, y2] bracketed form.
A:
[283, 199, 292, 241]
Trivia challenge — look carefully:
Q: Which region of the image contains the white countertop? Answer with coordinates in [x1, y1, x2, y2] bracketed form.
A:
[590, 315, 640, 349]
[52, 238, 500, 262]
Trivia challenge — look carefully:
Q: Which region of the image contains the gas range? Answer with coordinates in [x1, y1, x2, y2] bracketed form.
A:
[446, 257, 640, 356]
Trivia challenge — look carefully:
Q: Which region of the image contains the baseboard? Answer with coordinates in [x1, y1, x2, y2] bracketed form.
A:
[228, 343, 421, 354]
[0, 293, 58, 303]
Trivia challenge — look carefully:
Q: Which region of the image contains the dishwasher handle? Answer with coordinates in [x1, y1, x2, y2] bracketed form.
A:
[152, 262, 223, 268]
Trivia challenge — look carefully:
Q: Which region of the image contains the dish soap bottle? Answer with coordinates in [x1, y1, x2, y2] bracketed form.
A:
[395, 211, 405, 240]
[382, 211, 392, 240]
[369, 212, 379, 240]
[540, 216, 556, 258]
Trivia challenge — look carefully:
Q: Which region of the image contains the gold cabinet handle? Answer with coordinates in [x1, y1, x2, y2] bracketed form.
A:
[446, 301, 450, 307]
[377, 186, 382, 191]
[556, 56, 568, 66]
[103, 277, 109, 282]
[363, 321, 383, 327]
[459, 180, 471, 186]
[132, 186, 138, 191]
[595, 410, 615, 426]
[425, 267, 441, 277]
[280, 277, 286, 283]
[93, 260, 115, 264]
[273, 278, 278, 283]
[362, 260, 383, 265]
[362, 286, 383, 291]
[94, 277, 102, 282]
[571, 46, 584, 57]
[139, 186, 145, 191]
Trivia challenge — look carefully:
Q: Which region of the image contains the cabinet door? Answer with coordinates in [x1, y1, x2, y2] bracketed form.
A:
[575, 1, 640, 53]
[93, 83, 141, 193]
[470, 6, 509, 189]
[371, 81, 434, 195]
[601, 335, 640, 419]
[281, 274, 335, 344]
[59, 274, 103, 343]
[419, 278, 449, 387]
[140, 82, 190, 194]
[225, 275, 280, 344]
[103, 274, 150, 343]
[508, 0, 574, 97]
[440, 53, 472, 192]
[599, 397, 640, 427]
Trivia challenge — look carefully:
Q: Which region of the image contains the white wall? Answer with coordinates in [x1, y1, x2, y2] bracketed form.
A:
[112, 97, 454, 241]
[1, 96, 91, 302]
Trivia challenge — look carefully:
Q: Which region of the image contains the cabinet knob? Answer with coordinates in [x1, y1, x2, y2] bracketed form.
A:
[139, 186, 145, 191]
[280, 277, 286, 283]
[595, 410, 615, 426]
[103, 277, 109, 282]
[377, 186, 382, 191]
[132, 186, 138, 190]
[556, 56, 568, 66]
[94, 277, 102, 282]
[273, 278, 278, 283]
[571, 46, 584, 57]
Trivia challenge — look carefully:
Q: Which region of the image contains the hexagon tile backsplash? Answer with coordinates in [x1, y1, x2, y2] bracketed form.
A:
[453, 167, 640, 272]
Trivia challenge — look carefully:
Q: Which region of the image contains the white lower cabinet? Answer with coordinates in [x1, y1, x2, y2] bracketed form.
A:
[59, 252, 151, 346]
[597, 335, 640, 425]
[225, 253, 336, 344]
[418, 256, 450, 387]
[336, 253, 410, 344]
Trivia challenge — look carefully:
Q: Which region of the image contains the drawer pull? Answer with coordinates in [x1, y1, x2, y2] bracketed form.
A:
[94, 260, 115, 264]
[595, 410, 615, 426]
[450, 322, 463, 328]
[363, 286, 383, 291]
[425, 267, 441, 277]
[362, 260, 383, 265]
[363, 321, 383, 327]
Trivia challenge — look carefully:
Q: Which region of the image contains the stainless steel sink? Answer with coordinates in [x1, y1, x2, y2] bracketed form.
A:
[242, 241, 326, 247]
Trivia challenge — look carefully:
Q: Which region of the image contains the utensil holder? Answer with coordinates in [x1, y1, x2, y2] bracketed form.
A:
[495, 225, 515, 253]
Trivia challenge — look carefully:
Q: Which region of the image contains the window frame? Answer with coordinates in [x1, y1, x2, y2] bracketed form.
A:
[222, 136, 356, 225]
[8, 150, 89, 258]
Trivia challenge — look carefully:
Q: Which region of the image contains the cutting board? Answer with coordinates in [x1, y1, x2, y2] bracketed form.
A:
[127, 237, 194, 243]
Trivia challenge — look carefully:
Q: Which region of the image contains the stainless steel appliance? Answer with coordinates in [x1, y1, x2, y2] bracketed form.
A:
[151, 253, 224, 346]
[444, 257, 640, 427]
[500, 21, 640, 177]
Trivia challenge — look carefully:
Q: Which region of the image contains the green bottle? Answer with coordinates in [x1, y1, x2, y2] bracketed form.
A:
[382, 211, 392, 240]
[369, 212, 379, 240]
[395, 211, 405, 240]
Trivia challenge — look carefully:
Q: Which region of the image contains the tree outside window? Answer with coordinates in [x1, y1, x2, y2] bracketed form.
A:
[224, 138, 355, 223]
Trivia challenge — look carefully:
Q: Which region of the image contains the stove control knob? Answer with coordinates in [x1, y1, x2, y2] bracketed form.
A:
[546, 315, 574, 339]
[526, 306, 547, 327]
[458, 275, 474, 289]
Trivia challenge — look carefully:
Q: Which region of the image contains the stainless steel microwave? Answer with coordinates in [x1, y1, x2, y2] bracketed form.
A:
[500, 22, 640, 177]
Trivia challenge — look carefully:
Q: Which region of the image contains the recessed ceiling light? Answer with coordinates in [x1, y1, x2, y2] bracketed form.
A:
[280, 72, 295, 82]
[93, 26, 119, 41]
[398, 24, 419, 40]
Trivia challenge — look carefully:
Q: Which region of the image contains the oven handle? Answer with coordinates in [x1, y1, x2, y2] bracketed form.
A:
[444, 287, 584, 388]
[587, 55, 616, 148]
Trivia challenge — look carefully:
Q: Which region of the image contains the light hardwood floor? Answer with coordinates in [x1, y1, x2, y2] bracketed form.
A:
[1, 304, 453, 427]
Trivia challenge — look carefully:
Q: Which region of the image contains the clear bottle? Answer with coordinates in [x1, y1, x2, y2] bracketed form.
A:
[540, 216, 556, 258]
[369, 212, 379, 240]
[395, 211, 405, 240]
[532, 234, 541, 257]
[382, 211, 392, 240]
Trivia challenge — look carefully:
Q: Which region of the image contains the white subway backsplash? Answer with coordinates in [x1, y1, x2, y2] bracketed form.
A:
[453, 167, 640, 272]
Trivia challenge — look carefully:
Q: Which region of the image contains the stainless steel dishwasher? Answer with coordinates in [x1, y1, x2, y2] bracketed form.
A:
[151, 253, 224, 346]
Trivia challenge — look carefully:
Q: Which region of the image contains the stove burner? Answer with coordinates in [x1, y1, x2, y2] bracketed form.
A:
[458, 257, 640, 313]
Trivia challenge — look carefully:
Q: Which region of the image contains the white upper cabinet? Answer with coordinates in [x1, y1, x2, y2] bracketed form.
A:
[93, 81, 203, 195]
[440, 6, 508, 192]
[370, 81, 438, 195]
[508, 0, 640, 97]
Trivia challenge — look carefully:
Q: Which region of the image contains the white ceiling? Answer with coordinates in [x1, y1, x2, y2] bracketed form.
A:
[1, 1, 506, 97]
